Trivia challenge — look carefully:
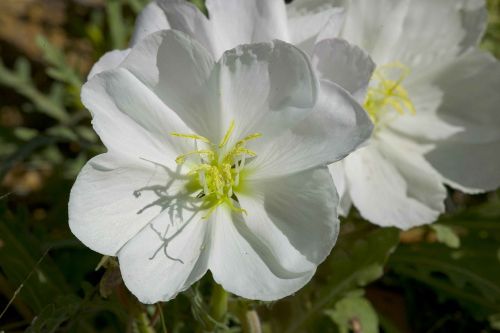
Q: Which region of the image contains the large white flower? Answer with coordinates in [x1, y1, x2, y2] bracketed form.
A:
[318, 0, 500, 229]
[70, 30, 372, 303]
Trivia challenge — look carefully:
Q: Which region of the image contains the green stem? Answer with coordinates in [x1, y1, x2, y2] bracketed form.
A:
[135, 311, 156, 333]
[237, 302, 262, 333]
[158, 303, 168, 333]
[209, 282, 228, 326]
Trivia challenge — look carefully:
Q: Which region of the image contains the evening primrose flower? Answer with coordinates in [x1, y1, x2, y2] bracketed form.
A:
[70, 30, 372, 303]
[322, 0, 500, 228]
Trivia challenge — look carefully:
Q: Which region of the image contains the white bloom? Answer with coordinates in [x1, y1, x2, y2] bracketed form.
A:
[70, 30, 371, 303]
[324, 0, 500, 229]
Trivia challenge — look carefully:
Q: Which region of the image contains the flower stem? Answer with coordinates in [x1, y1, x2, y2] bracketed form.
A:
[237, 302, 262, 333]
[135, 311, 156, 333]
[209, 282, 228, 325]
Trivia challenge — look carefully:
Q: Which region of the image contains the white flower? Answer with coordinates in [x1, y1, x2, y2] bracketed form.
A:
[69, 30, 372, 303]
[323, 0, 500, 229]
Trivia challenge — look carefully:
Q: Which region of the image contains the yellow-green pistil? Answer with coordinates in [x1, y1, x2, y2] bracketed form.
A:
[171, 121, 261, 218]
[364, 62, 416, 126]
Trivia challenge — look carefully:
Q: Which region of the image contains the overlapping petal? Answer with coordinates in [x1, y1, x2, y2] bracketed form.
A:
[87, 49, 130, 79]
[69, 153, 185, 256]
[130, 0, 292, 59]
[214, 40, 318, 144]
[329, 161, 352, 216]
[210, 167, 338, 300]
[286, 0, 344, 54]
[120, 30, 218, 139]
[119, 209, 210, 303]
[249, 79, 371, 179]
[312, 38, 375, 103]
[340, 0, 488, 69]
[424, 51, 500, 192]
[81, 66, 193, 165]
[344, 136, 446, 229]
[206, 0, 289, 57]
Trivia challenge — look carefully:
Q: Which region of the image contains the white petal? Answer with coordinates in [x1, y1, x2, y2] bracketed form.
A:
[460, 0, 488, 50]
[82, 67, 192, 165]
[429, 51, 500, 143]
[215, 40, 318, 143]
[388, 0, 470, 67]
[340, 0, 486, 69]
[206, 0, 289, 57]
[118, 210, 209, 303]
[209, 208, 312, 301]
[249, 80, 372, 179]
[378, 132, 447, 215]
[242, 166, 339, 265]
[155, 0, 219, 56]
[130, 0, 218, 56]
[345, 139, 445, 229]
[339, 0, 410, 64]
[286, 0, 344, 54]
[389, 83, 462, 141]
[87, 49, 130, 79]
[121, 30, 218, 140]
[427, 140, 500, 194]
[312, 38, 375, 104]
[130, 1, 169, 46]
[210, 168, 338, 302]
[69, 153, 185, 256]
[424, 51, 500, 192]
[329, 161, 352, 216]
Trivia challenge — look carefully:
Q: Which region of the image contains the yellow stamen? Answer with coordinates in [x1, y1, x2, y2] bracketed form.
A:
[170, 132, 211, 143]
[175, 150, 214, 164]
[364, 62, 416, 126]
[171, 122, 261, 218]
[219, 120, 235, 148]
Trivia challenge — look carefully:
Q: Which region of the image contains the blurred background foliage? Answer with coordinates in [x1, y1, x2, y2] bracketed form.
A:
[0, 0, 499, 332]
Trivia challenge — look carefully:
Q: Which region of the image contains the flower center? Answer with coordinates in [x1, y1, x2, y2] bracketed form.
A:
[363, 62, 416, 128]
[171, 121, 261, 218]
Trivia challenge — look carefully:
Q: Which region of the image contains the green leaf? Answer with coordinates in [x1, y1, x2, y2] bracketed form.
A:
[490, 313, 500, 330]
[0, 206, 70, 314]
[0, 59, 69, 122]
[106, 0, 129, 49]
[14, 128, 39, 141]
[0, 136, 57, 181]
[325, 293, 379, 333]
[46, 126, 78, 141]
[189, 0, 207, 15]
[269, 221, 399, 333]
[389, 198, 500, 322]
[431, 224, 460, 248]
[36, 36, 83, 97]
[25, 295, 82, 333]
